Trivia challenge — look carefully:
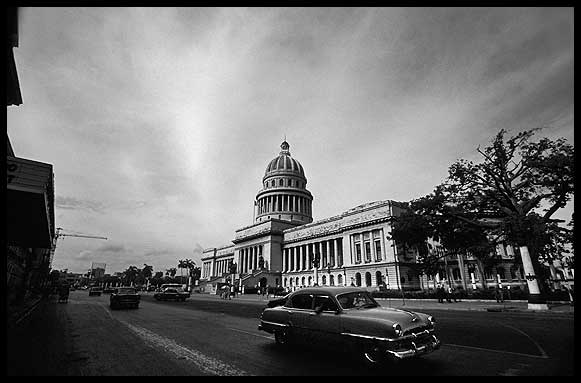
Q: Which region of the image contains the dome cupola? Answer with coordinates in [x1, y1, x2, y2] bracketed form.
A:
[255, 141, 313, 224]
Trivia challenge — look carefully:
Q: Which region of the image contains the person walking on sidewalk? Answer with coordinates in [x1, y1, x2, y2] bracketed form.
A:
[495, 285, 504, 302]
[437, 284, 445, 303]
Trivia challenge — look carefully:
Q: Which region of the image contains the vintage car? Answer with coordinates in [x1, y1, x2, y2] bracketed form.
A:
[258, 286, 441, 365]
[110, 287, 141, 309]
[153, 287, 190, 302]
[88, 287, 103, 296]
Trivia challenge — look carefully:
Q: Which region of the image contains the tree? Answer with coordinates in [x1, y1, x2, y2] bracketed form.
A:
[166, 268, 177, 278]
[389, 194, 498, 287]
[122, 265, 140, 286]
[440, 128, 574, 309]
[179, 259, 199, 291]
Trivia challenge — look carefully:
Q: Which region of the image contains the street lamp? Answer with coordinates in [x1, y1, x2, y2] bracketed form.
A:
[343, 266, 347, 286]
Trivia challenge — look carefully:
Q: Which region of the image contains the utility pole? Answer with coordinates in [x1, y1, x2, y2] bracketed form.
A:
[51, 227, 107, 266]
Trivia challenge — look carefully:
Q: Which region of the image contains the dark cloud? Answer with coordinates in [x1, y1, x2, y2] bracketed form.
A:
[96, 244, 126, 253]
[55, 196, 106, 213]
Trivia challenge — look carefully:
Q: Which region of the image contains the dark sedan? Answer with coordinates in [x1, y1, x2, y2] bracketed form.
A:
[153, 287, 190, 302]
[110, 287, 141, 309]
[258, 286, 441, 365]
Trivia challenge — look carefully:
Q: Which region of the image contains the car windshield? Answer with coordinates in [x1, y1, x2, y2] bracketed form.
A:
[336, 291, 379, 309]
[117, 288, 136, 294]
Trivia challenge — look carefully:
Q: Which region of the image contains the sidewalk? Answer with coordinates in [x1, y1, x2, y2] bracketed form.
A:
[189, 291, 574, 316]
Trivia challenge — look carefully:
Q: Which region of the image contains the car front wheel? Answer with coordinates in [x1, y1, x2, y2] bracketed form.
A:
[362, 345, 387, 366]
[274, 330, 289, 346]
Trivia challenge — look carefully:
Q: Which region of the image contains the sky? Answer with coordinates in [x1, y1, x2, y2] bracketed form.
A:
[7, 7, 574, 275]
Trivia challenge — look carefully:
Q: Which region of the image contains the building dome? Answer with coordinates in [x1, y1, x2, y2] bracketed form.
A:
[255, 141, 313, 224]
[264, 141, 305, 179]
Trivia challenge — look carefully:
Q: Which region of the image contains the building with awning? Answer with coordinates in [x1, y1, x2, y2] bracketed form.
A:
[7, 7, 56, 307]
[7, 155, 55, 248]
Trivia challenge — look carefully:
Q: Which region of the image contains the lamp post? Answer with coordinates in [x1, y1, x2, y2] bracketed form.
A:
[343, 266, 347, 286]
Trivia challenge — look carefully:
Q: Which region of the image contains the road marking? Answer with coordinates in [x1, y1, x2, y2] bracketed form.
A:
[227, 327, 274, 340]
[123, 322, 251, 376]
[443, 343, 549, 359]
[499, 323, 549, 359]
[97, 303, 251, 375]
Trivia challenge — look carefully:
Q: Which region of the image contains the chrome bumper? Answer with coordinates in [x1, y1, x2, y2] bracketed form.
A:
[385, 334, 441, 360]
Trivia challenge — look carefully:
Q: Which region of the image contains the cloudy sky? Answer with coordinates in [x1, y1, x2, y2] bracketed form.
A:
[7, 7, 574, 275]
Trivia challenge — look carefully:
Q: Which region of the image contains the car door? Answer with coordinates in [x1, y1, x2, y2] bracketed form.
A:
[309, 294, 343, 349]
[285, 293, 314, 342]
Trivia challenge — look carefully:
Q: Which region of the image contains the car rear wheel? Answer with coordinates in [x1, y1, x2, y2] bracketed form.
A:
[274, 330, 289, 346]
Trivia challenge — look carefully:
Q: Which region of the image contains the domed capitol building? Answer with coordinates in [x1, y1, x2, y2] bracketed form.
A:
[200, 141, 532, 294]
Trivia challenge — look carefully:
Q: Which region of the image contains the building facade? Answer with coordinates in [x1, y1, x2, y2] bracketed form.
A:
[7, 7, 56, 308]
[200, 141, 529, 294]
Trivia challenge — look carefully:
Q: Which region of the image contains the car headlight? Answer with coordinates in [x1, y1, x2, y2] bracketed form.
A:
[392, 323, 403, 337]
[427, 315, 436, 327]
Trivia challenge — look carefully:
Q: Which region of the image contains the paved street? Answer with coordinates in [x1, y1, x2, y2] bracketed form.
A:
[7, 290, 574, 376]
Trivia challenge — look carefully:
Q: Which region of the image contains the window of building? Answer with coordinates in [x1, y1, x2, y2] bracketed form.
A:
[374, 240, 382, 261]
[452, 268, 461, 280]
[364, 242, 371, 262]
[337, 274, 343, 286]
[330, 275, 335, 286]
[308, 276, 312, 285]
[322, 275, 327, 285]
[355, 273, 361, 286]
[301, 276, 305, 286]
[279, 179, 283, 187]
[376, 271, 382, 286]
[484, 268, 494, 280]
[365, 272, 372, 287]
[355, 243, 362, 263]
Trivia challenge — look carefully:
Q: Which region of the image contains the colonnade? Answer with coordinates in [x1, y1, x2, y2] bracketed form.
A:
[238, 245, 263, 274]
[257, 194, 311, 216]
[283, 238, 343, 272]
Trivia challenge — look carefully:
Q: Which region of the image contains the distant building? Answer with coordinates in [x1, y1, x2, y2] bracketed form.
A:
[90, 262, 106, 280]
[199, 141, 555, 295]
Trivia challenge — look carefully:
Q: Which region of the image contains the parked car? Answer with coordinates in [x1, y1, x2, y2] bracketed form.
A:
[258, 286, 441, 365]
[153, 287, 190, 302]
[110, 287, 141, 309]
[103, 287, 116, 294]
[88, 287, 102, 296]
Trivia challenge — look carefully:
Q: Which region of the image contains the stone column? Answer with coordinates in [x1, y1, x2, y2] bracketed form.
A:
[295, 246, 300, 271]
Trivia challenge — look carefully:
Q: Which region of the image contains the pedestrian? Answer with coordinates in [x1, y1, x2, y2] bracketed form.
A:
[437, 284, 445, 303]
[446, 286, 453, 303]
[265, 284, 270, 299]
[450, 286, 458, 302]
[229, 284, 234, 300]
[495, 285, 504, 302]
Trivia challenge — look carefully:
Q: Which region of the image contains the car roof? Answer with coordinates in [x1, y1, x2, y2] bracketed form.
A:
[289, 286, 365, 296]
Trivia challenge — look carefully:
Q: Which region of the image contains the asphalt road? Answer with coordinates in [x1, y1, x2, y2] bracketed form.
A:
[6, 290, 574, 376]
